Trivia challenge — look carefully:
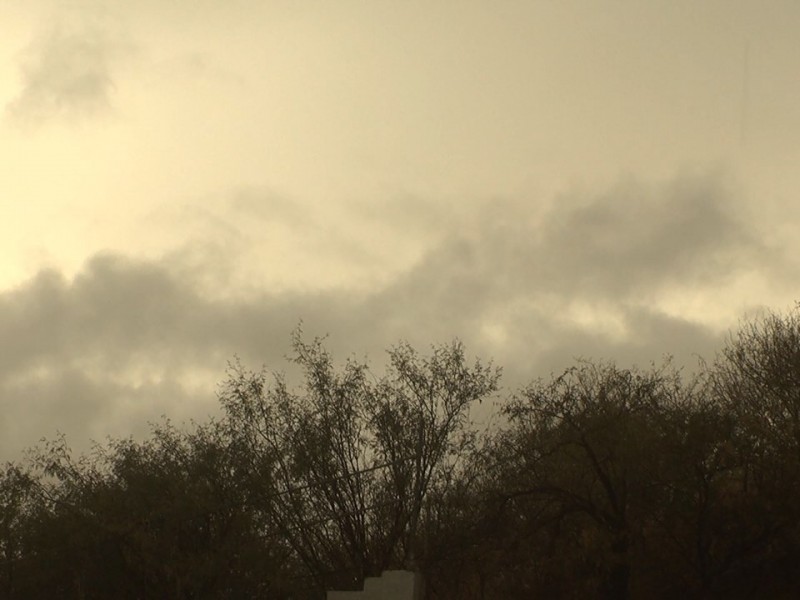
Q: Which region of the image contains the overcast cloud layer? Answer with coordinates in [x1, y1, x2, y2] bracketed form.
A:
[2, 1, 800, 459]
[1, 171, 791, 459]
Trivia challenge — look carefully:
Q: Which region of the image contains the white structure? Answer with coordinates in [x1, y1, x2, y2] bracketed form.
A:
[327, 570, 423, 600]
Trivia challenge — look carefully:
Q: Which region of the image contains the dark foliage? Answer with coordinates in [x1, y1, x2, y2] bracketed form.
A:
[3, 309, 800, 599]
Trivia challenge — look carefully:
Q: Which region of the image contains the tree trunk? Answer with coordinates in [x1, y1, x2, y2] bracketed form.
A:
[601, 532, 630, 600]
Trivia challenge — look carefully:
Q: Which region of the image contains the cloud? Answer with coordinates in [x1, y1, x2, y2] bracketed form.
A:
[537, 173, 760, 296]
[349, 170, 771, 387]
[3, 366, 205, 461]
[507, 306, 723, 382]
[5, 15, 127, 125]
[0, 171, 781, 460]
[366, 171, 760, 326]
[0, 254, 362, 458]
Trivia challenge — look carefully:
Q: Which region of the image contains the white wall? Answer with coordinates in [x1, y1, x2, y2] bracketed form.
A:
[327, 570, 422, 600]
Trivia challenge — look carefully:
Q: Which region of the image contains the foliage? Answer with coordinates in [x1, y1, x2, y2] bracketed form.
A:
[4, 310, 800, 598]
[218, 331, 500, 594]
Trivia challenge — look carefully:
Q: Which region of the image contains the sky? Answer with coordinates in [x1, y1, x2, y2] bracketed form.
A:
[1, 0, 800, 460]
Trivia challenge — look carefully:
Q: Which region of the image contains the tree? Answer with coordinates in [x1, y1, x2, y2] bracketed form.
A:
[96, 421, 290, 599]
[218, 332, 500, 595]
[484, 361, 684, 600]
[9, 423, 288, 600]
[706, 306, 800, 595]
[0, 462, 36, 599]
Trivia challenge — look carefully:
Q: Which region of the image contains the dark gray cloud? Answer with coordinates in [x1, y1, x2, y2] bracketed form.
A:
[0, 254, 363, 459]
[363, 171, 761, 341]
[0, 171, 781, 460]
[5, 17, 126, 125]
[537, 173, 760, 296]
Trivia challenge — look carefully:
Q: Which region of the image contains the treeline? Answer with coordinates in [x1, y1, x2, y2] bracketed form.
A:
[3, 310, 800, 599]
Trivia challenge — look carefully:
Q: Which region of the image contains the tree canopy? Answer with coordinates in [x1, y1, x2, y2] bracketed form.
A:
[4, 309, 800, 599]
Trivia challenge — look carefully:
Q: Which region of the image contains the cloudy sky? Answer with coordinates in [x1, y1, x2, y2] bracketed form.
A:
[1, 0, 799, 459]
